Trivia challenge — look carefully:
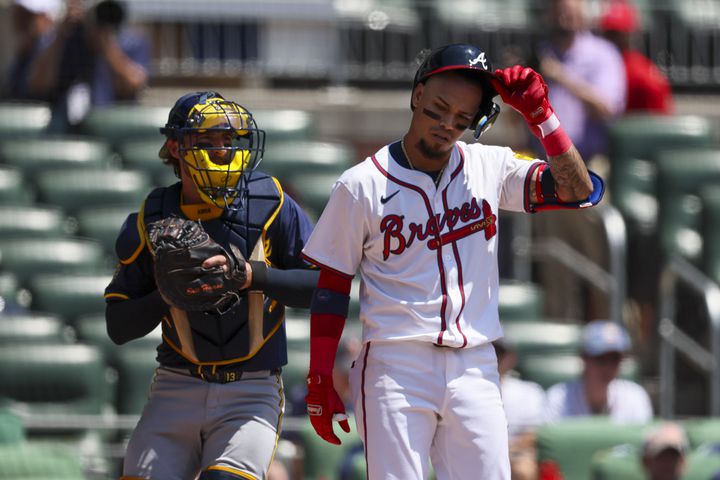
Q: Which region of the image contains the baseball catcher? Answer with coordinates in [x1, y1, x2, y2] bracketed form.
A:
[104, 91, 319, 480]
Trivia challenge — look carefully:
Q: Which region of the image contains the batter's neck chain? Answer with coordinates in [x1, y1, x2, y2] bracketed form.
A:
[401, 138, 446, 188]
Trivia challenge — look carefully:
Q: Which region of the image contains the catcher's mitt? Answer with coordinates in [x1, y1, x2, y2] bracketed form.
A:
[147, 216, 247, 312]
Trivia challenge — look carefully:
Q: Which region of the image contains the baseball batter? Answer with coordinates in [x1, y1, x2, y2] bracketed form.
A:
[104, 91, 318, 480]
[301, 44, 604, 479]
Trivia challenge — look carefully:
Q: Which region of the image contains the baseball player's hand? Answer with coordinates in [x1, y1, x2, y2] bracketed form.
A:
[491, 66, 555, 135]
[305, 373, 350, 445]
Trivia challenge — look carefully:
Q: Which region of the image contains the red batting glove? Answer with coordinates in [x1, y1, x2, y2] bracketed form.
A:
[305, 373, 351, 445]
[491, 65, 571, 156]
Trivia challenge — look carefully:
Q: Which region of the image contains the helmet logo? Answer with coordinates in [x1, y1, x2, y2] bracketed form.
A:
[469, 52, 488, 69]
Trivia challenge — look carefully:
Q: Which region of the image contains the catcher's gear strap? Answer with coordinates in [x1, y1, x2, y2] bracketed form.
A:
[309, 267, 352, 376]
[249, 261, 320, 309]
[532, 165, 605, 212]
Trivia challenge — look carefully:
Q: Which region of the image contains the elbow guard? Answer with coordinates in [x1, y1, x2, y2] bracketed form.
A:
[531, 167, 605, 212]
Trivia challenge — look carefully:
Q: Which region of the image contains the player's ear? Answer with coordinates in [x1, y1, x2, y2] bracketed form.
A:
[411, 83, 424, 110]
[167, 139, 180, 159]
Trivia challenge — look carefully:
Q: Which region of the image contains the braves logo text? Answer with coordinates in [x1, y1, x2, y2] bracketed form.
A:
[380, 198, 496, 260]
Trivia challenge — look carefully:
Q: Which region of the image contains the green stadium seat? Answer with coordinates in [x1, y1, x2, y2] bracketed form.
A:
[0, 102, 51, 139]
[0, 442, 85, 479]
[295, 415, 362, 480]
[0, 137, 114, 174]
[607, 115, 713, 233]
[28, 274, 113, 323]
[287, 171, 341, 218]
[537, 417, 655, 480]
[683, 417, 720, 448]
[502, 321, 582, 356]
[252, 109, 314, 142]
[684, 443, 720, 479]
[0, 205, 70, 239]
[261, 140, 355, 178]
[0, 313, 70, 344]
[0, 409, 24, 444]
[516, 352, 639, 390]
[117, 139, 169, 176]
[0, 166, 35, 205]
[655, 148, 720, 261]
[75, 204, 136, 254]
[35, 168, 150, 214]
[79, 105, 169, 146]
[0, 238, 108, 283]
[0, 343, 115, 415]
[0, 271, 30, 312]
[498, 280, 544, 321]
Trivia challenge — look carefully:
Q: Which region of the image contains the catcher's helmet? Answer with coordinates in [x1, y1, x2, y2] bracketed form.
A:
[160, 91, 265, 209]
[412, 44, 500, 138]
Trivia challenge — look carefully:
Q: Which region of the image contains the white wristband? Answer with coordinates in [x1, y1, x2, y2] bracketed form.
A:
[536, 113, 561, 138]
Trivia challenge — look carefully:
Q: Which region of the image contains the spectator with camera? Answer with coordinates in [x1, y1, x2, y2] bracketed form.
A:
[26, 0, 150, 131]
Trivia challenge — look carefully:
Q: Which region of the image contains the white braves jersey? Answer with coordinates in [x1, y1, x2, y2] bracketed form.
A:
[302, 141, 544, 348]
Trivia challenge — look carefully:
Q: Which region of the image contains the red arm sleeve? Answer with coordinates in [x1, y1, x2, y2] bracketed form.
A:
[309, 267, 353, 376]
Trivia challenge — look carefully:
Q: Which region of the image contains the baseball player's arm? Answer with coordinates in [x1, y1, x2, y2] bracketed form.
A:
[247, 265, 320, 308]
[305, 267, 352, 444]
[492, 66, 598, 206]
[545, 145, 592, 202]
[105, 292, 165, 345]
[104, 212, 167, 344]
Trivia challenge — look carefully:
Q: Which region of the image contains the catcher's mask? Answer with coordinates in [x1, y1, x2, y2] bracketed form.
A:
[160, 91, 265, 208]
[412, 44, 501, 139]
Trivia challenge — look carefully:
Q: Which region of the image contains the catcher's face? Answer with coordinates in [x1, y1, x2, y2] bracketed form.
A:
[410, 72, 483, 160]
[173, 99, 265, 208]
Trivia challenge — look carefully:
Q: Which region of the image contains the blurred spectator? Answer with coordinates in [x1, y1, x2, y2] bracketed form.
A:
[267, 458, 290, 480]
[641, 422, 688, 480]
[532, 0, 626, 324]
[3, 0, 60, 100]
[546, 320, 652, 422]
[599, 0, 674, 115]
[535, 0, 626, 163]
[26, 0, 150, 131]
[494, 338, 547, 480]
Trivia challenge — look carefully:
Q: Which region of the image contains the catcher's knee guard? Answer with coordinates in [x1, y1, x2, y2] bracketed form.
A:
[198, 466, 258, 480]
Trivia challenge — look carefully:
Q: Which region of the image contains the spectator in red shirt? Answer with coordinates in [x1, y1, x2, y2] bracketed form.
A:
[599, 0, 674, 114]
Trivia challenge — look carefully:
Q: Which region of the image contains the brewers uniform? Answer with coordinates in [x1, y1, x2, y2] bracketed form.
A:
[104, 92, 317, 480]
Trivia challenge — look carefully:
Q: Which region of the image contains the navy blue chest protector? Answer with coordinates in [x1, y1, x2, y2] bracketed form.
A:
[141, 174, 287, 370]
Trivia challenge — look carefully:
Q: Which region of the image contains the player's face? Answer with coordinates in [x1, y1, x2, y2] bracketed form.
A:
[410, 73, 484, 159]
[186, 131, 235, 165]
